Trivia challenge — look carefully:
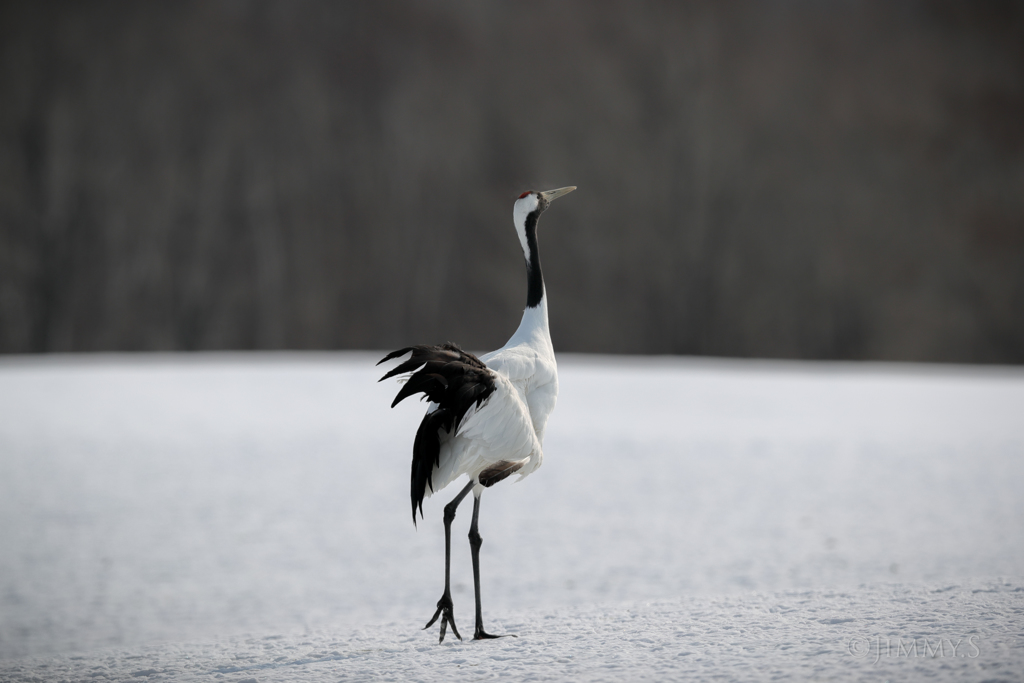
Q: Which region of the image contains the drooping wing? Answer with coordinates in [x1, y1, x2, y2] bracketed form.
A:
[378, 343, 496, 523]
[448, 371, 539, 484]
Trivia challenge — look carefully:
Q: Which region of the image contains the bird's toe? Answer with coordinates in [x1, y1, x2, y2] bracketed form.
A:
[473, 627, 515, 640]
[425, 595, 462, 643]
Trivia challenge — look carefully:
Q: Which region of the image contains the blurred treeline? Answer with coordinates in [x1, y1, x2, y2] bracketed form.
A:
[1, 1, 1022, 362]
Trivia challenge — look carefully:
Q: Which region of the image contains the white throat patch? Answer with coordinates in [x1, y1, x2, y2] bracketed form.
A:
[512, 193, 540, 265]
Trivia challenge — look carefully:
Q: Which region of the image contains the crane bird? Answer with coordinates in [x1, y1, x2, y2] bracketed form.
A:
[378, 186, 576, 643]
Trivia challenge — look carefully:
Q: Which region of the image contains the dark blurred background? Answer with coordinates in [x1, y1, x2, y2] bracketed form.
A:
[1, 1, 1022, 362]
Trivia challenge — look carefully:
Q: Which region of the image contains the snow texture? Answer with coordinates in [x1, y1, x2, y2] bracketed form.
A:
[1, 352, 1022, 681]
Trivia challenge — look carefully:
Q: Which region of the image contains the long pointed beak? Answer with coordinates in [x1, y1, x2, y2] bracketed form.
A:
[539, 186, 576, 202]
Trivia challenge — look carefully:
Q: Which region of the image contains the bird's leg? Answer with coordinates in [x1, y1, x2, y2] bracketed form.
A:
[424, 480, 474, 643]
[469, 492, 515, 640]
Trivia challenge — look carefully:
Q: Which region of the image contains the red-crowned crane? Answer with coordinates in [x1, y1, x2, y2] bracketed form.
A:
[379, 186, 576, 643]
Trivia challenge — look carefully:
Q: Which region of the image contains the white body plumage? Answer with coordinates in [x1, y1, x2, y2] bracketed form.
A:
[428, 301, 558, 496]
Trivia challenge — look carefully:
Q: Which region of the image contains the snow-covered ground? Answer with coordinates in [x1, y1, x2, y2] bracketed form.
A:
[1, 352, 1022, 681]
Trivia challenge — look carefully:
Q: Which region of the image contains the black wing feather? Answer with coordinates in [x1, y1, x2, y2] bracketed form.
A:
[379, 342, 497, 524]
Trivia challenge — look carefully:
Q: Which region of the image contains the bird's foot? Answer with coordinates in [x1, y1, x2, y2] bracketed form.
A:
[474, 626, 516, 640]
[424, 593, 461, 643]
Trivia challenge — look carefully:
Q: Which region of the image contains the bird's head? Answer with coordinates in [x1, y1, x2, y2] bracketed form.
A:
[513, 186, 576, 261]
[514, 186, 576, 219]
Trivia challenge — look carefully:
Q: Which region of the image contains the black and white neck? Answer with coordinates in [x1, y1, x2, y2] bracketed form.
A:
[507, 187, 575, 347]
[513, 191, 548, 310]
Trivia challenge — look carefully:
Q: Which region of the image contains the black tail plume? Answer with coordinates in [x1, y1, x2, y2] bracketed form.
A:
[378, 343, 496, 523]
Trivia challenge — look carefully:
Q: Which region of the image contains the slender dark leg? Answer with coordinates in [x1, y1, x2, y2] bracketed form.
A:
[424, 480, 474, 643]
[469, 492, 515, 640]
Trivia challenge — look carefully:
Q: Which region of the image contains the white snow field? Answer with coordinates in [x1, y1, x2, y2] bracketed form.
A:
[0, 352, 1022, 682]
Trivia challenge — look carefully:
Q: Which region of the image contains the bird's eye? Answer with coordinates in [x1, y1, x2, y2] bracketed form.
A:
[518, 191, 531, 199]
